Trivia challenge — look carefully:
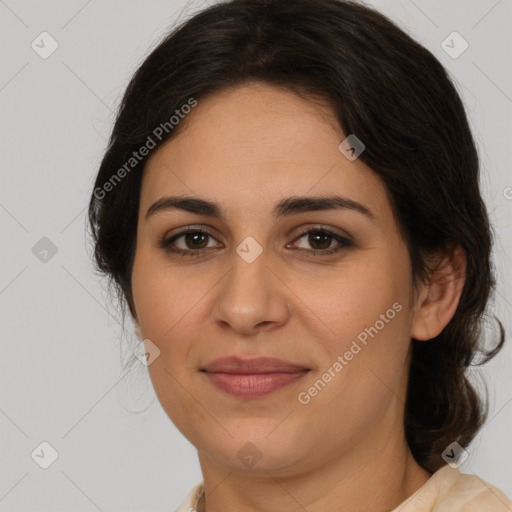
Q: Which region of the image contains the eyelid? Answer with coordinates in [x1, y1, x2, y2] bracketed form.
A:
[158, 225, 223, 255]
[286, 225, 353, 253]
[162, 224, 223, 241]
[289, 224, 353, 243]
[159, 223, 354, 256]
[162, 223, 352, 242]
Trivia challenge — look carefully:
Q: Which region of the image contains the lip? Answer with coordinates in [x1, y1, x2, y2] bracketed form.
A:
[201, 356, 309, 374]
[200, 356, 310, 398]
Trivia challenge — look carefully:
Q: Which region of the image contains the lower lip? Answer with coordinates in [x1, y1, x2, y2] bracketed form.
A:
[203, 371, 309, 398]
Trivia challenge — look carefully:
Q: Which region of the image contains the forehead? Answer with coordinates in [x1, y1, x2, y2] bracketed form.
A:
[140, 83, 390, 222]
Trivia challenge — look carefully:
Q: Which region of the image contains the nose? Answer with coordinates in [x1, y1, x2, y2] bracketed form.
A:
[212, 249, 291, 335]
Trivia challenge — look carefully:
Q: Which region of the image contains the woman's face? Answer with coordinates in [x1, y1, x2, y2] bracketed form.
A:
[131, 82, 424, 475]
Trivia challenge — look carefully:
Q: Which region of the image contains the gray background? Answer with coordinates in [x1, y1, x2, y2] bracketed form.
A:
[1, 0, 511, 510]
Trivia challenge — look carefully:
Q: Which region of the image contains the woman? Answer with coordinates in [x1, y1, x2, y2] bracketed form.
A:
[88, 0, 511, 510]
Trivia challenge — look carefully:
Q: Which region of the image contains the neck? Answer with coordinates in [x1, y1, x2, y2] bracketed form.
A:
[196, 434, 432, 512]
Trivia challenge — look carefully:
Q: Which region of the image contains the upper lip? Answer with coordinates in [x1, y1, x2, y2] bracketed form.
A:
[200, 356, 310, 374]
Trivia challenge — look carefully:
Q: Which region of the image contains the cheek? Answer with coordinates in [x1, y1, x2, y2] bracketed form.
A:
[294, 260, 404, 343]
[295, 255, 412, 398]
[131, 252, 212, 438]
[131, 247, 204, 340]
[130, 249, 218, 400]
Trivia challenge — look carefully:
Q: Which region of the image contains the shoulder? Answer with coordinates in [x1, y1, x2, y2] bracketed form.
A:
[173, 482, 204, 512]
[394, 466, 512, 512]
[176, 471, 512, 512]
[434, 468, 512, 511]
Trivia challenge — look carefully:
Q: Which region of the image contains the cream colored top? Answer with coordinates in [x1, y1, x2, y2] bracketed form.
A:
[174, 466, 512, 511]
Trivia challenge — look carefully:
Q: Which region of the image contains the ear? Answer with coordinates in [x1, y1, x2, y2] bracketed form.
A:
[127, 293, 141, 337]
[411, 244, 466, 341]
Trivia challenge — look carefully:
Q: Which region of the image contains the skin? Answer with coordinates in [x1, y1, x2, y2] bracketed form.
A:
[130, 82, 466, 512]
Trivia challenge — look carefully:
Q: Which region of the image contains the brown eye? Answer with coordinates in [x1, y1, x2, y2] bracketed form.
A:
[159, 229, 219, 256]
[291, 228, 352, 255]
[306, 231, 334, 250]
[181, 232, 210, 249]
[159, 226, 352, 258]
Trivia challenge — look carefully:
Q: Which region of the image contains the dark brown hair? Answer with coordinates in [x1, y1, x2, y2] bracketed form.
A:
[87, 0, 505, 472]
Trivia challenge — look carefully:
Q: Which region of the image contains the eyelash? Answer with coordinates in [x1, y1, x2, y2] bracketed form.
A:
[158, 226, 353, 258]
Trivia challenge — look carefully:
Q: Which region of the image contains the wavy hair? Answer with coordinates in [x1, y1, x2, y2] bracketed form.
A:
[87, 0, 505, 472]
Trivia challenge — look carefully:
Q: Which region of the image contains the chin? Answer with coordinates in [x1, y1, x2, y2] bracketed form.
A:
[201, 428, 305, 473]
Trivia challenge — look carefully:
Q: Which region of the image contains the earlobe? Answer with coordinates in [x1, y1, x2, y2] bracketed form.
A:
[411, 245, 466, 341]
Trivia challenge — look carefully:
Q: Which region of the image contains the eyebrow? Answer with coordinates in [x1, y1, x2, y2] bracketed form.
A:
[145, 194, 376, 222]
